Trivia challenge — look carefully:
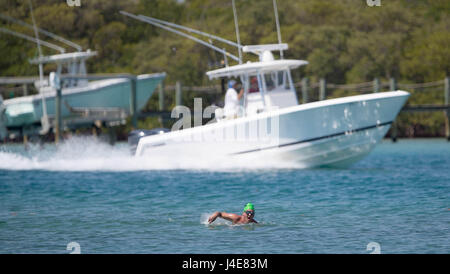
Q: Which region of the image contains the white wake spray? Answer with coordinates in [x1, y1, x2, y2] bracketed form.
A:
[0, 136, 301, 172]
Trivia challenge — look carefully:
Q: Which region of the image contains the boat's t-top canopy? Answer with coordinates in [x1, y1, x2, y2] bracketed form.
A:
[29, 50, 97, 65]
[206, 59, 308, 80]
[30, 50, 97, 89]
[207, 44, 307, 79]
[242, 43, 288, 56]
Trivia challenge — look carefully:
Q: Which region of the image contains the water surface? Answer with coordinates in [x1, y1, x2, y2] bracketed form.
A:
[0, 138, 448, 253]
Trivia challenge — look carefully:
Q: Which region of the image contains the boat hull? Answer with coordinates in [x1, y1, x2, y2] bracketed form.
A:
[135, 91, 409, 168]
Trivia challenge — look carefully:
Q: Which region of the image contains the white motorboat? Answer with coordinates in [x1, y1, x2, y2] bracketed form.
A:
[124, 6, 409, 168]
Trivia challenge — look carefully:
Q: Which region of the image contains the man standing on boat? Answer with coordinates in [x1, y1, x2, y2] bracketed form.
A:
[208, 203, 258, 224]
[223, 80, 244, 118]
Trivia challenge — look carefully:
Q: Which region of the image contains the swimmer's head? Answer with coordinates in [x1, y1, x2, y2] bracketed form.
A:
[243, 203, 255, 219]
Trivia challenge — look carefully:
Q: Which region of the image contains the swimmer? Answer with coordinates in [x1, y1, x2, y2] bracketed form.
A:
[208, 203, 258, 224]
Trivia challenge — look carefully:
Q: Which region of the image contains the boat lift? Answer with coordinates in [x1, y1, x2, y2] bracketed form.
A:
[0, 23, 153, 144]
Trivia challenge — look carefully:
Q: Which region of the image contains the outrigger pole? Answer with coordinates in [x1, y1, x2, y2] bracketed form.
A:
[0, 27, 65, 53]
[28, 0, 50, 135]
[137, 14, 241, 51]
[231, 0, 243, 64]
[120, 11, 241, 64]
[0, 14, 82, 52]
[272, 0, 284, 59]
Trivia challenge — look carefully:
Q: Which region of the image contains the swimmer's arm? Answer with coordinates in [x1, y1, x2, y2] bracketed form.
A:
[208, 212, 240, 223]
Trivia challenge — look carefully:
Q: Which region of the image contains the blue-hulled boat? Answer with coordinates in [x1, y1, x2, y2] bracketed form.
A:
[0, 51, 165, 138]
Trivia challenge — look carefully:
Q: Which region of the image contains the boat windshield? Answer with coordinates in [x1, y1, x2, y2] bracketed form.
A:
[261, 70, 292, 92]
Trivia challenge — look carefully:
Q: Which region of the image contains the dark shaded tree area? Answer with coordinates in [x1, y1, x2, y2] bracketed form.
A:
[1, 0, 449, 137]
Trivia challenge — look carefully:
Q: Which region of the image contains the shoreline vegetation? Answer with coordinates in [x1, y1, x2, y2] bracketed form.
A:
[1, 0, 449, 140]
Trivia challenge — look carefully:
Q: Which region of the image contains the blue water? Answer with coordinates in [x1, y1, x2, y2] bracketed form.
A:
[0, 138, 449, 254]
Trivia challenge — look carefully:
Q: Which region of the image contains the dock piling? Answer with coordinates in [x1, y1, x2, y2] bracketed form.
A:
[55, 86, 62, 144]
[23, 133, 28, 149]
[391, 121, 398, 142]
[175, 81, 182, 116]
[108, 126, 117, 146]
[22, 84, 28, 96]
[159, 82, 165, 111]
[130, 77, 137, 129]
[389, 77, 398, 142]
[373, 78, 380, 93]
[301, 78, 309, 104]
[445, 76, 450, 141]
[319, 78, 326, 101]
[390, 77, 397, 91]
[158, 82, 165, 127]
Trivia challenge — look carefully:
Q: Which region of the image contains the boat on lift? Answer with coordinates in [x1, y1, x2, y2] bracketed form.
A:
[123, 3, 409, 168]
[0, 16, 165, 139]
[0, 50, 165, 138]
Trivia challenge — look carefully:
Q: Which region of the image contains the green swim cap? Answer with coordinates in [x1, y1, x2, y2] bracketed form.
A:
[243, 203, 255, 212]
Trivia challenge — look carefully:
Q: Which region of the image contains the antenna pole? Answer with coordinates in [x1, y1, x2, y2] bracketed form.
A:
[28, 0, 44, 82]
[0, 14, 82, 51]
[273, 0, 284, 59]
[28, 0, 50, 135]
[0, 27, 65, 53]
[137, 14, 241, 50]
[121, 11, 240, 62]
[232, 0, 242, 64]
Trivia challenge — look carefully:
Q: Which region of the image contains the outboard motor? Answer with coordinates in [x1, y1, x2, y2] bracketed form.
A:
[128, 128, 170, 155]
